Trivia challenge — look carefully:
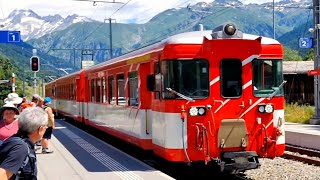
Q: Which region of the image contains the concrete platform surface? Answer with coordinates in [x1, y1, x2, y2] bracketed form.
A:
[285, 122, 320, 150]
[37, 120, 174, 180]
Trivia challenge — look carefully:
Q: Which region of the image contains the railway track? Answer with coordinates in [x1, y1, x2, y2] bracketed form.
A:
[282, 144, 320, 166]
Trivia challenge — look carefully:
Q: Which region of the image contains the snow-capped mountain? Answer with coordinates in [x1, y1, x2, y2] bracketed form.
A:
[0, 9, 95, 41]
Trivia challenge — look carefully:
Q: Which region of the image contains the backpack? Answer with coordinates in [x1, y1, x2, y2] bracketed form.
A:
[0, 137, 36, 180]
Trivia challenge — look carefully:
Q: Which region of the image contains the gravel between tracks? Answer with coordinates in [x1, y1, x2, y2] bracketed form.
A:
[245, 157, 320, 180]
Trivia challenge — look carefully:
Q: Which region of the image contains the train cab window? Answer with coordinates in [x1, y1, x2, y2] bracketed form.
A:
[117, 74, 126, 106]
[253, 60, 284, 97]
[221, 59, 242, 98]
[108, 76, 115, 105]
[129, 71, 139, 106]
[102, 77, 107, 103]
[161, 59, 209, 99]
[91, 79, 95, 102]
[96, 78, 101, 103]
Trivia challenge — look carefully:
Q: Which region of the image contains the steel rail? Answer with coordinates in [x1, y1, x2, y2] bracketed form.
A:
[282, 144, 320, 166]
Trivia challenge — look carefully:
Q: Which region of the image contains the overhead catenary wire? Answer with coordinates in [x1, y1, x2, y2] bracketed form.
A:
[109, 0, 133, 18]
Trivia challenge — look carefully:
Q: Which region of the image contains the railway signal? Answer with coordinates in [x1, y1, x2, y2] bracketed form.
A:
[30, 56, 40, 72]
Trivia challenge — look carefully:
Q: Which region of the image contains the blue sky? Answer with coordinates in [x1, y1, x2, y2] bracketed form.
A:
[0, 0, 280, 23]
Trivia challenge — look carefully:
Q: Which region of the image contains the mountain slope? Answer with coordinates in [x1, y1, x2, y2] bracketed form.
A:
[28, 0, 311, 67]
[0, 9, 96, 41]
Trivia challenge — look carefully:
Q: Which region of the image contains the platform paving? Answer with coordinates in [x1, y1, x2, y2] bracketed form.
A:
[285, 122, 320, 150]
[37, 120, 174, 180]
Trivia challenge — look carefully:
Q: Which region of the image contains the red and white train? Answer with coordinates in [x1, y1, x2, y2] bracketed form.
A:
[45, 23, 286, 173]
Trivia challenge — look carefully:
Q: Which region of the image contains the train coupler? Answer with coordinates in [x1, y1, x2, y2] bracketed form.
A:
[219, 151, 260, 174]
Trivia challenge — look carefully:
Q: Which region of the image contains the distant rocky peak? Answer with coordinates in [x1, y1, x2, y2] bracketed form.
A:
[42, 14, 63, 23]
[8, 9, 40, 19]
[214, 0, 243, 5]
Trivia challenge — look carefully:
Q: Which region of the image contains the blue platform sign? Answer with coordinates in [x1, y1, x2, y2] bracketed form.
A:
[0, 31, 21, 43]
[299, 37, 313, 48]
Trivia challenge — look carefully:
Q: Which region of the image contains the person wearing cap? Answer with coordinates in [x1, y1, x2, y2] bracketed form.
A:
[31, 94, 40, 107]
[4, 93, 23, 106]
[40, 97, 55, 154]
[0, 103, 19, 141]
[0, 107, 48, 180]
[17, 97, 27, 111]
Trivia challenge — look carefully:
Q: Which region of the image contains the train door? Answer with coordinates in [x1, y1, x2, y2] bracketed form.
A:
[220, 59, 244, 118]
[139, 62, 153, 136]
[217, 58, 248, 149]
[76, 78, 83, 123]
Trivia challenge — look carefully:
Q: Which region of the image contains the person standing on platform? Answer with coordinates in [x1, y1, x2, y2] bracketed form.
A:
[32, 95, 42, 147]
[4, 93, 23, 107]
[0, 107, 48, 180]
[41, 97, 55, 154]
[31, 94, 40, 107]
[17, 97, 27, 112]
[0, 103, 20, 142]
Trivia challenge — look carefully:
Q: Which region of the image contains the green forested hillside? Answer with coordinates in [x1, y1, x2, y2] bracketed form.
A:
[0, 1, 314, 77]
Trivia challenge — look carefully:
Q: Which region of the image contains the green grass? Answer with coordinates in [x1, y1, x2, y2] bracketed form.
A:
[285, 103, 315, 124]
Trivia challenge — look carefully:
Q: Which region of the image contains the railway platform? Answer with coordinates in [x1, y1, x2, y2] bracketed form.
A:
[37, 119, 174, 180]
[285, 122, 320, 150]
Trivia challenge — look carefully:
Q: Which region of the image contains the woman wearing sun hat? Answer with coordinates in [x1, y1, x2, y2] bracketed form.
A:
[0, 103, 19, 141]
[4, 93, 23, 106]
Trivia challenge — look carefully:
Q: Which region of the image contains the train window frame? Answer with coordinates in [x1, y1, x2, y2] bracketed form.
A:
[90, 79, 95, 102]
[252, 59, 284, 97]
[154, 62, 161, 99]
[160, 59, 209, 100]
[220, 59, 242, 98]
[108, 76, 114, 105]
[96, 78, 101, 103]
[117, 74, 126, 106]
[102, 77, 107, 103]
[129, 71, 139, 107]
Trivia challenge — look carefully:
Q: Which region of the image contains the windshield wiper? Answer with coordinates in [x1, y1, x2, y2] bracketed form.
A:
[267, 80, 287, 100]
[166, 88, 195, 102]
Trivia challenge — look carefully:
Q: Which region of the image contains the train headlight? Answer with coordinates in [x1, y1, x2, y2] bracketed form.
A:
[189, 107, 206, 116]
[198, 107, 206, 116]
[224, 23, 236, 36]
[258, 104, 274, 113]
[189, 107, 198, 116]
[265, 104, 274, 113]
[258, 105, 265, 113]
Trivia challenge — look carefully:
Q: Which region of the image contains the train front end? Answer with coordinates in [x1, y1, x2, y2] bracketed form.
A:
[151, 23, 285, 173]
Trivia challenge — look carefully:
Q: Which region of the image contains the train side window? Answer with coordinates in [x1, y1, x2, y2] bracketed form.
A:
[96, 78, 101, 103]
[117, 74, 126, 106]
[91, 79, 95, 102]
[221, 59, 242, 98]
[102, 77, 107, 103]
[108, 76, 114, 105]
[154, 62, 161, 99]
[129, 71, 139, 106]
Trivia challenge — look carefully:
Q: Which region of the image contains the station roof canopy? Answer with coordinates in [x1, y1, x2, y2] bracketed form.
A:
[283, 61, 314, 74]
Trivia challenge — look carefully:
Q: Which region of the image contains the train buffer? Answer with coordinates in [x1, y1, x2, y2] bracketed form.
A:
[37, 119, 174, 180]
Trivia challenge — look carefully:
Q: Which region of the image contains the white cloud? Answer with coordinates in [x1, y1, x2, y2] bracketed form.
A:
[0, 0, 280, 23]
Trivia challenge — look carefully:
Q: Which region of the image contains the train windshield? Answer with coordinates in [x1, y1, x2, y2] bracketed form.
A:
[252, 59, 284, 97]
[161, 59, 209, 99]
